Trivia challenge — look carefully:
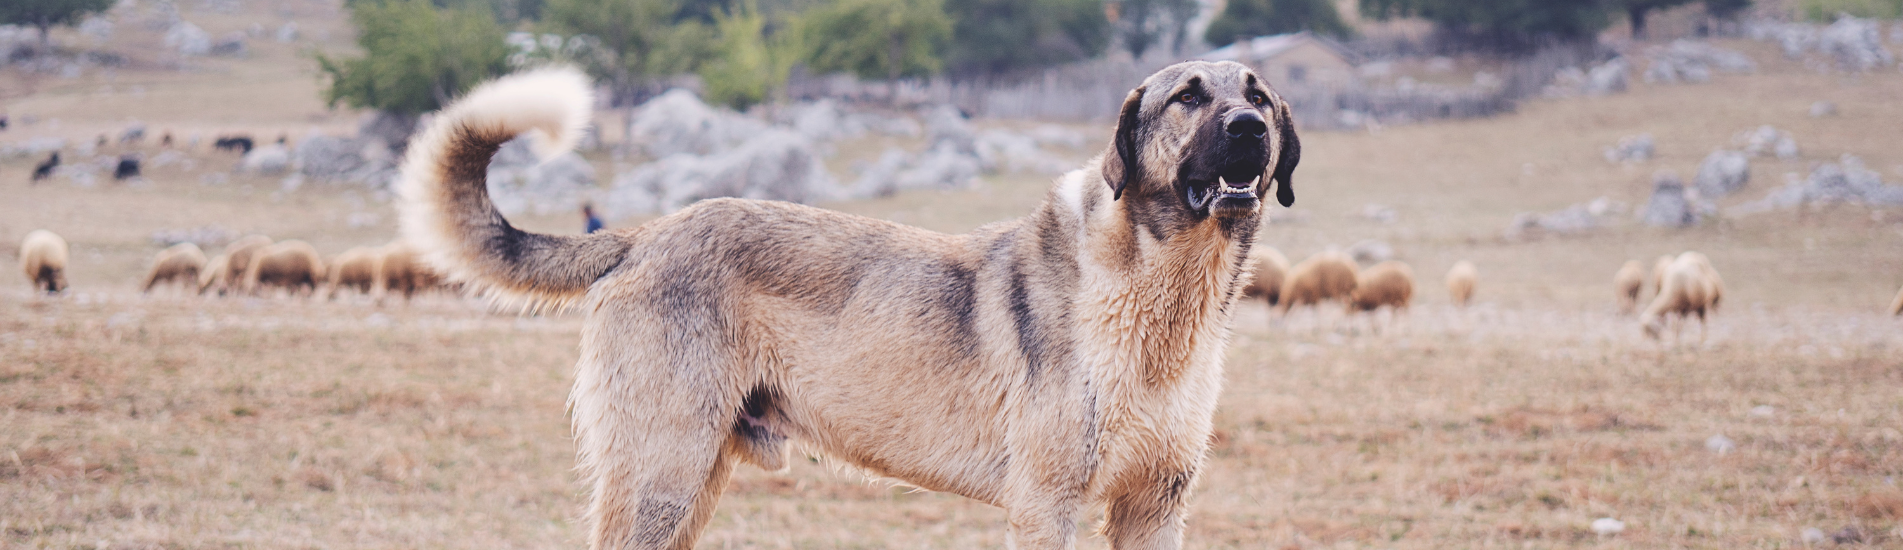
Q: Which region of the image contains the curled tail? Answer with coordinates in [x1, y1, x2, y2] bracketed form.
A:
[397, 67, 627, 310]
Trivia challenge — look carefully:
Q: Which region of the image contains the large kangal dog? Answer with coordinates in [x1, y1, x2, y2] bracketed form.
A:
[397, 62, 1300, 549]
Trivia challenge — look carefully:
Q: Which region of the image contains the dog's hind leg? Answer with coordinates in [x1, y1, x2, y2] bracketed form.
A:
[1100, 469, 1194, 549]
[573, 312, 747, 549]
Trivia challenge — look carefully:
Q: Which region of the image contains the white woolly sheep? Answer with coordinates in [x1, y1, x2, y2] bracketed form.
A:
[1445, 260, 1477, 308]
[1349, 260, 1415, 313]
[202, 235, 273, 296]
[243, 240, 324, 297]
[142, 242, 207, 293]
[377, 242, 444, 301]
[1641, 251, 1724, 344]
[1241, 246, 1290, 306]
[1614, 260, 1645, 314]
[19, 230, 69, 294]
[326, 247, 383, 300]
[1280, 251, 1358, 313]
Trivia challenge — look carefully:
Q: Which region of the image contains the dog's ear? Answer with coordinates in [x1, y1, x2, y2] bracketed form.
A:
[1270, 99, 1300, 208]
[1102, 85, 1145, 200]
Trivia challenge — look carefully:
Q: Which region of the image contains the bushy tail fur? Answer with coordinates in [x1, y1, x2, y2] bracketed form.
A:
[396, 67, 627, 310]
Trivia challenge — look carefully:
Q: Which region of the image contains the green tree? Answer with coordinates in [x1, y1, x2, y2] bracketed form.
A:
[541, 0, 718, 104]
[1113, 0, 1200, 58]
[317, 0, 511, 116]
[1205, 0, 1352, 47]
[0, 0, 115, 50]
[798, 0, 951, 81]
[1613, 0, 1692, 39]
[1360, 0, 1611, 49]
[943, 0, 1111, 77]
[1703, 0, 1751, 19]
[699, 3, 796, 109]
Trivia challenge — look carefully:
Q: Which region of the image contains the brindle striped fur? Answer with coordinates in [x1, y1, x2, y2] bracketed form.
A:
[397, 63, 1301, 549]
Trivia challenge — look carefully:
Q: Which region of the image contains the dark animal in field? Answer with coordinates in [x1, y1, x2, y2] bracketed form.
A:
[214, 136, 255, 154]
[32, 152, 59, 182]
[114, 155, 141, 180]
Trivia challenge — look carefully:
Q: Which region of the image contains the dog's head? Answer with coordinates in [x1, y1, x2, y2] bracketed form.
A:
[1101, 61, 1300, 229]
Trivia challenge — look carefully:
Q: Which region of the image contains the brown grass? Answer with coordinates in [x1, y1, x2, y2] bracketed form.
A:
[4, 2, 1903, 546]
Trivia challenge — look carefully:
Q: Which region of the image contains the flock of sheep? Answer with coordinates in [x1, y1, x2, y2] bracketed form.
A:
[1227, 245, 1841, 343]
[17, 229, 445, 303]
[16, 230, 1903, 337]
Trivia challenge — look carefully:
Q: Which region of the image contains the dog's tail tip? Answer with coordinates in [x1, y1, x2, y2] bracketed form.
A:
[444, 66, 593, 159]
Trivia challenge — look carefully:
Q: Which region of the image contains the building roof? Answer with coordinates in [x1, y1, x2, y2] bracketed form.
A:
[1199, 31, 1358, 65]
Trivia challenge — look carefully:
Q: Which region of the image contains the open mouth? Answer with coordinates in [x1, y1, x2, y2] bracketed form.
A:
[1185, 172, 1263, 214]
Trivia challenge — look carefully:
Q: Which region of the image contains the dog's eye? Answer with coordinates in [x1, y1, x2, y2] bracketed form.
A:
[1248, 92, 1267, 107]
[1176, 91, 1198, 105]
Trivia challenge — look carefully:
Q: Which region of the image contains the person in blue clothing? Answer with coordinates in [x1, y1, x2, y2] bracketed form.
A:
[582, 203, 604, 234]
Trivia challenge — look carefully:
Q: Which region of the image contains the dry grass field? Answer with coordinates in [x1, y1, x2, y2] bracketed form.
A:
[5, 4, 1903, 547]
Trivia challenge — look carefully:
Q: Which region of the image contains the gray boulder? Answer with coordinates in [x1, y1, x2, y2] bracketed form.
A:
[627, 88, 764, 158]
[1738, 125, 1798, 159]
[164, 21, 211, 56]
[1604, 134, 1654, 163]
[1818, 15, 1894, 72]
[1735, 155, 1903, 214]
[1640, 171, 1697, 227]
[1346, 239, 1394, 265]
[606, 129, 837, 218]
[486, 137, 598, 216]
[1692, 150, 1750, 197]
[241, 144, 291, 174]
[1585, 57, 1629, 96]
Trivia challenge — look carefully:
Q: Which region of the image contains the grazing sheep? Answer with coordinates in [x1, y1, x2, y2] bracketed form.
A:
[198, 254, 229, 294]
[1649, 254, 1674, 298]
[377, 242, 443, 301]
[142, 242, 207, 293]
[1891, 285, 1902, 316]
[326, 247, 383, 299]
[19, 230, 69, 294]
[202, 235, 272, 295]
[1641, 252, 1723, 344]
[1349, 260, 1415, 313]
[1614, 260, 1645, 314]
[1280, 251, 1359, 313]
[1241, 246, 1290, 306]
[1445, 260, 1477, 307]
[31, 152, 58, 182]
[243, 240, 324, 297]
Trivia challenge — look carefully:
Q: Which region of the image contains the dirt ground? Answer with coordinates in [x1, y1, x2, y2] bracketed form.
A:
[4, 2, 1903, 548]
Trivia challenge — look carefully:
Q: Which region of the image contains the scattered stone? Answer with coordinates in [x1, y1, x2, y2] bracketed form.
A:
[165, 21, 211, 56]
[605, 129, 837, 218]
[485, 137, 598, 216]
[1643, 40, 1756, 85]
[1732, 154, 1903, 215]
[1831, 526, 1863, 544]
[1801, 527, 1826, 545]
[1586, 57, 1629, 95]
[1641, 171, 1698, 228]
[1749, 405, 1775, 418]
[1346, 239, 1394, 264]
[293, 135, 397, 188]
[79, 16, 114, 43]
[1704, 434, 1737, 454]
[1737, 125, 1798, 159]
[275, 22, 298, 43]
[1808, 101, 1837, 117]
[1591, 518, 1626, 536]
[210, 32, 246, 56]
[626, 88, 764, 159]
[1693, 150, 1750, 197]
[1604, 134, 1654, 163]
[0, 137, 67, 159]
[241, 144, 291, 174]
[1817, 15, 1895, 72]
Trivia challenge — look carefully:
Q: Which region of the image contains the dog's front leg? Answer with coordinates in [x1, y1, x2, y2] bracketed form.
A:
[1003, 487, 1085, 549]
[1099, 469, 1195, 549]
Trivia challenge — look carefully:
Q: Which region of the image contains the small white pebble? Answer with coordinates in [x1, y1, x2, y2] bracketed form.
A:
[1592, 517, 1625, 536]
[1705, 434, 1737, 454]
[1750, 405, 1775, 418]
[1801, 527, 1826, 544]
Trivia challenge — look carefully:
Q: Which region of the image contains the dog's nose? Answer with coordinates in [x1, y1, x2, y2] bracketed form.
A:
[1224, 110, 1267, 140]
